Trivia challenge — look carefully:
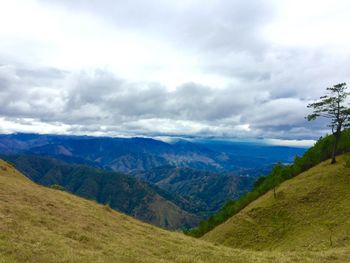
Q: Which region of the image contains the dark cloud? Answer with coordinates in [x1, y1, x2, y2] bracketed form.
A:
[0, 64, 332, 140]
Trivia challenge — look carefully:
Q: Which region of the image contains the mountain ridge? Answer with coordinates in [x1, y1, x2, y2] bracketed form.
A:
[0, 133, 306, 174]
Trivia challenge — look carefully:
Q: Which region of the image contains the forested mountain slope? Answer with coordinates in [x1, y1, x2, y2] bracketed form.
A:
[135, 166, 255, 216]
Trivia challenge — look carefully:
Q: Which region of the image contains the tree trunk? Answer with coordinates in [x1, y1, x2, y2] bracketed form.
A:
[331, 129, 341, 164]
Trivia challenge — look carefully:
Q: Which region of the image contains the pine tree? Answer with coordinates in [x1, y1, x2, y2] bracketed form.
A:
[307, 83, 350, 164]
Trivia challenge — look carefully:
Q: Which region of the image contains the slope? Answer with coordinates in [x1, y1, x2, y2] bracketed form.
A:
[203, 154, 350, 251]
[1, 159, 349, 263]
[186, 130, 350, 237]
[1, 155, 199, 230]
[135, 166, 255, 216]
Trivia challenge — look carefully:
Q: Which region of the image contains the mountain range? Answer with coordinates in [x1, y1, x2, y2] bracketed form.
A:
[0, 133, 306, 174]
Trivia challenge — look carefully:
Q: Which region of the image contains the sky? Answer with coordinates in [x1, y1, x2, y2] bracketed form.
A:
[0, 0, 349, 146]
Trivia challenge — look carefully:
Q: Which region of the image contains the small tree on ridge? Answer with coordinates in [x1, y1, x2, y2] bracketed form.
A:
[306, 83, 350, 164]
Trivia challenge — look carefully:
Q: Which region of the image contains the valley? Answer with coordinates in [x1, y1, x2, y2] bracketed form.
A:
[1, 159, 349, 263]
[0, 133, 305, 229]
[0, 131, 349, 262]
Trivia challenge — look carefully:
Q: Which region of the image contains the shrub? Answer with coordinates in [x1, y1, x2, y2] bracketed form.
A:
[344, 158, 350, 168]
[50, 184, 65, 191]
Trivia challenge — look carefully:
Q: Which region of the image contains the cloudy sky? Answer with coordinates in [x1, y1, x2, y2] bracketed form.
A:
[0, 0, 349, 145]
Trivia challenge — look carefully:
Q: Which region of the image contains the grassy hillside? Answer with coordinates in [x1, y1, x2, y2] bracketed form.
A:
[202, 154, 350, 251]
[1, 155, 199, 230]
[1, 159, 350, 262]
[186, 130, 350, 237]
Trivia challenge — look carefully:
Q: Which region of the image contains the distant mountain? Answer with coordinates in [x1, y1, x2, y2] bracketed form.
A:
[134, 166, 255, 216]
[0, 133, 306, 175]
[2, 154, 200, 229]
[197, 140, 307, 171]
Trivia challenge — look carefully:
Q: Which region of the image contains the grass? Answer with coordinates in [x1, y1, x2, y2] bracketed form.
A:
[203, 154, 350, 253]
[1, 159, 350, 262]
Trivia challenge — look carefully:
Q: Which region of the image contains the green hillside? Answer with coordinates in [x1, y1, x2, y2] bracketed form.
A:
[2, 159, 350, 262]
[202, 154, 350, 251]
[1, 155, 199, 230]
[185, 130, 350, 237]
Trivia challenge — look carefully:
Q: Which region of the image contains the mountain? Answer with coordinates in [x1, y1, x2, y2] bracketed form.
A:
[1, 159, 348, 263]
[0, 134, 223, 172]
[0, 133, 306, 174]
[202, 154, 350, 251]
[135, 166, 255, 216]
[1, 155, 199, 230]
[186, 130, 350, 237]
[197, 140, 307, 171]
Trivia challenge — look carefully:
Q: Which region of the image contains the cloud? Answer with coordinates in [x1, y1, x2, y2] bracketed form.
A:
[0, 65, 333, 140]
[0, 0, 349, 142]
[44, 0, 271, 52]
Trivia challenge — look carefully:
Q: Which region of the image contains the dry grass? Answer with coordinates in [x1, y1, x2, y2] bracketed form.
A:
[203, 154, 350, 256]
[0, 159, 349, 263]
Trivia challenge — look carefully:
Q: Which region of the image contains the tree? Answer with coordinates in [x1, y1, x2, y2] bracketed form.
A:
[307, 83, 350, 164]
[271, 163, 283, 199]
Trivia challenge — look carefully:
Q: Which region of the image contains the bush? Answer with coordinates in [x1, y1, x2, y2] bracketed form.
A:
[345, 158, 350, 168]
[50, 184, 65, 191]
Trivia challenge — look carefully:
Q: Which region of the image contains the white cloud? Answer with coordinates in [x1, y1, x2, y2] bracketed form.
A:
[265, 139, 316, 148]
[264, 0, 350, 49]
[0, 117, 70, 135]
[0, 0, 349, 140]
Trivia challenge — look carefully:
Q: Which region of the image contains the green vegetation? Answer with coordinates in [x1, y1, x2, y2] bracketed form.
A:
[202, 154, 350, 251]
[50, 184, 65, 191]
[136, 166, 255, 216]
[345, 157, 350, 168]
[185, 129, 350, 237]
[2, 159, 346, 262]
